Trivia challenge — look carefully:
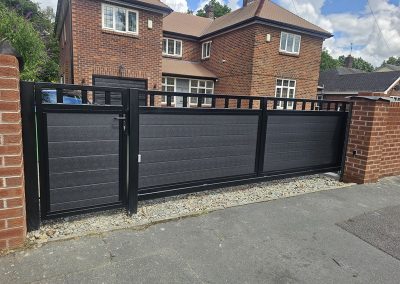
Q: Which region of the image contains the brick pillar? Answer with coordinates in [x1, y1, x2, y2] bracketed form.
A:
[0, 54, 26, 250]
[342, 94, 389, 184]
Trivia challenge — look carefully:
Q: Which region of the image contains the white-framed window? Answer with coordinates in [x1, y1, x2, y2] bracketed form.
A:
[391, 96, 400, 102]
[101, 3, 138, 35]
[279, 32, 301, 54]
[275, 79, 296, 109]
[162, 38, 182, 57]
[202, 41, 211, 59]
[161, 77, 214, 106]
[161, 77, 176, 104]
[190, 79, 213, 105]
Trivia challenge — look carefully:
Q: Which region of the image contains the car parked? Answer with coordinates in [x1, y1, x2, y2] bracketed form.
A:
[42, 90, 82, 104]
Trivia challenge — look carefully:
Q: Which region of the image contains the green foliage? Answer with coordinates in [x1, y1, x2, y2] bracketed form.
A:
[197, 0, 231, 18]
[0, 2, 47, 80]
[381, 56, 400, 66]
[320, 50, 374, 72]
[0, 0, 59, 81]
[338, 55, 374, 72]
[320, 49, 339, 71]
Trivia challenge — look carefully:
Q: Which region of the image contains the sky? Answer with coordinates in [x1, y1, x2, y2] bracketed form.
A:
[38, 0, 400, 66]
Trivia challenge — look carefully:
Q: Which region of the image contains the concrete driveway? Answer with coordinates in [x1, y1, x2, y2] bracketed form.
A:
[2, 177, 400, 283]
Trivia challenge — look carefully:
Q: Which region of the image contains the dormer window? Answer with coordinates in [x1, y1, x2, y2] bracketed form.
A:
[202, 41, 211, 59]
[279, 32, 301, 54]
[162, 38, 182, 57]
[102, 3, 138, 35]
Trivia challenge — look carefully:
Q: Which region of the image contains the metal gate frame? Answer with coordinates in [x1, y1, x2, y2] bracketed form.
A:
[20, 82, 141, 230]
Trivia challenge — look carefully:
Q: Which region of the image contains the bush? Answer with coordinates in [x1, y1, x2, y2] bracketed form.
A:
[0, 3, 48, 80]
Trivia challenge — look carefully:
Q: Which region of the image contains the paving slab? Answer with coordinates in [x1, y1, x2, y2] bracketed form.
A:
[2, 176, 400, 283]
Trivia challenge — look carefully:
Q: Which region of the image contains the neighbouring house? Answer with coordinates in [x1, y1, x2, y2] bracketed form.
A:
[55, 0, 332, 106]
[318, 55, 400, 101]
[376, 63, 400, 72]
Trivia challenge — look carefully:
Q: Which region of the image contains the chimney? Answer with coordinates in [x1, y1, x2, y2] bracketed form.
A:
[243, 0, 256, 7]
[344, 55, 353, 68]
[205, 4, 214, 19]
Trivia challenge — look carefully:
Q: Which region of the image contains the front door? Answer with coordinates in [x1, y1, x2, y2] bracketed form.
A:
[175, 79, 189, 107]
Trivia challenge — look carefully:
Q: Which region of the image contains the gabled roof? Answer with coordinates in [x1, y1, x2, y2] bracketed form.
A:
[319, 68, 400, 94]
[163, 12, 213, 37]
[163, 0, 332, 39]
[376, 64, 400, 72]
[162, 58, 217, 79]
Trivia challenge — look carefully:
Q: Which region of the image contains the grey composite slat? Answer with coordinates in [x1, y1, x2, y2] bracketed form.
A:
[50, 195, 120, 212]
[49, 169, 119, 189]
[140, 134, 254, 151]
[46, 113, 120, 212]
[50, 182, 119, 203]
[139, 113, 259, 189]
[48, 140, 119, 158]
[48, 154, 119, 174]
[263, 114, 345, 173]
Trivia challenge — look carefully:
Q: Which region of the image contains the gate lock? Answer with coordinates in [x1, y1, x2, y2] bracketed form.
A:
[113, 115, 126, 131]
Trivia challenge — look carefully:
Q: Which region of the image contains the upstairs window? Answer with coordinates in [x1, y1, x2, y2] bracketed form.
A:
[102, 4, 138, 35]
[280, 32, 301, 54]
[202, 41, 211, 59]
[162, 38, 182, 57]
[275, 79, 296, 109]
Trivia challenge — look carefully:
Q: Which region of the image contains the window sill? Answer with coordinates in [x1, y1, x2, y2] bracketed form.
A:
[279, 51, 299, 58]
[102, 29, 139, 38]
[162, 54, 183, 59]
[201, 57, 210, 61]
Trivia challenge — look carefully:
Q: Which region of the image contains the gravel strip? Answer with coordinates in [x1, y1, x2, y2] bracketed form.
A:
[27, 174, 350, 245]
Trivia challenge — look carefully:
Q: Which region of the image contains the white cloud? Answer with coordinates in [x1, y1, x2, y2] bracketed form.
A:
[161, 0, 188, 12]
[37, 0, 58, 11]
[275, 0, 400, 66]
[227, 0, 241, 10]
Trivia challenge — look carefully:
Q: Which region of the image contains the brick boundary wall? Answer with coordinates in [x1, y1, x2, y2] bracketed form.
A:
[0, 54, 26, 251]
[343, 93, 400, 184]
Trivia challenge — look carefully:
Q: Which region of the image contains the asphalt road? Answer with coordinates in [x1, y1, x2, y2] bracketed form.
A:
[1, 176, 400, 283]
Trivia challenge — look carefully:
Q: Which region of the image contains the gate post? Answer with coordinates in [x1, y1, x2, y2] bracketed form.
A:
[255, 97, 268, 175]
[127, 89, 139, 214]
[0, 45, 27, 250]
[20, 82, 40, 231]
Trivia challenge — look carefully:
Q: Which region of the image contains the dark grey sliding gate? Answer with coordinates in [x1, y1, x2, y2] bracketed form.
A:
[138, 108, 260, 197]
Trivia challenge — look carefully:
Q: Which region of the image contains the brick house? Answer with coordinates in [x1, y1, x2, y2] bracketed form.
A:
[55, 0, 332, 105]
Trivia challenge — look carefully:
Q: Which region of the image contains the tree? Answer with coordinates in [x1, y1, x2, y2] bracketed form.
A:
[0, 0, 59, 81]
[197, 0, 231, 18]
[338, 55, 374, 72]
[320, 49, 339, 71]
[0, 2, 47, 80]
[381, 56, 400, 66]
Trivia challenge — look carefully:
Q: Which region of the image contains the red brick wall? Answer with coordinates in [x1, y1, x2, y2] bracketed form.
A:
[0, 54, 26, 251]
[70, 0, 163, 88]
[202, 25, 257, 96]
[343, 95, 400, 183]
[201, 23, 323, 98]
[251, 25, 322, 99]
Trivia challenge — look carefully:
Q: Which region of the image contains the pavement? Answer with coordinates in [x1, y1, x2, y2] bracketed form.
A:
[2, 176, 400, 284]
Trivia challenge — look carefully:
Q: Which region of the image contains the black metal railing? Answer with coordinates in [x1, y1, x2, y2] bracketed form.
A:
[138, 90, 351, 112]
[34, 82, 128, 106]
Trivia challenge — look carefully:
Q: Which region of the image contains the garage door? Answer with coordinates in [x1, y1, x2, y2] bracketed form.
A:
[93, 76, 147, 105]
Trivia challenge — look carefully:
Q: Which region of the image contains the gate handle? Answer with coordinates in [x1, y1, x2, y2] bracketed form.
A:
[113, 116, 126, 120]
